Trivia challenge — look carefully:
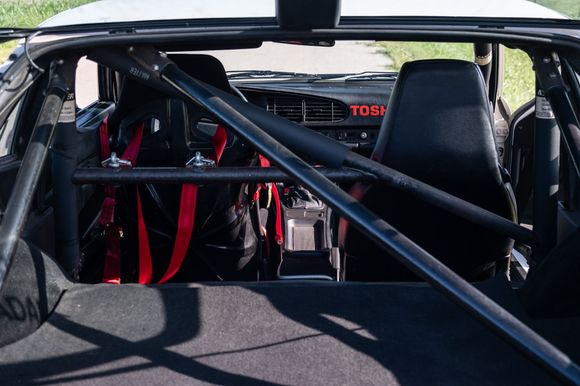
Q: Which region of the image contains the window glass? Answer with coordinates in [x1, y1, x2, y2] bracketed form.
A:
[503, 47, 535, 109]
[75, 56, 99, 109]
[0, 99, 22, 157]
[203, 41, 473, 74]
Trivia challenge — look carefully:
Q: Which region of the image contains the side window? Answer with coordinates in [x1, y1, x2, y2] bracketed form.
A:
[502, 46, 535, 110]
[76, 56, 99, 109]
[0, 98, 23, 157]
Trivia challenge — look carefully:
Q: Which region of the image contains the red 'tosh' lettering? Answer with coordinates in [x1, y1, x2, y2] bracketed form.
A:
[350, 105, 387, 117]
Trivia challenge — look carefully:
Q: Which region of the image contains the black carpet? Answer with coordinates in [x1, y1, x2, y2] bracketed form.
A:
[0, 277, 578, 385]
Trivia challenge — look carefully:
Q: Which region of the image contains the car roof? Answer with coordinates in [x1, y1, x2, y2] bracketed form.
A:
[40, 0, 566, 28]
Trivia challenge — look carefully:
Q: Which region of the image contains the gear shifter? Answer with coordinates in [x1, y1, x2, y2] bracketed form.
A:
[285, 185, 324, 209]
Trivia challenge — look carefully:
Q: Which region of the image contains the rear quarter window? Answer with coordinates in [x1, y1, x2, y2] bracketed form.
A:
[0, 98, 22, 157]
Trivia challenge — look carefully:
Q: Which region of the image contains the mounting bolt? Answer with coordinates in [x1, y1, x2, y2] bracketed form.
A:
[128, 46, 135, 53]
[159, 52, 167, 58]
[153, 64, 160, 71]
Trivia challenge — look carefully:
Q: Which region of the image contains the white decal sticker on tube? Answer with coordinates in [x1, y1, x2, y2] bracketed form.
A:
[59, 93, 76, 123]
[535, 92, 555, 120]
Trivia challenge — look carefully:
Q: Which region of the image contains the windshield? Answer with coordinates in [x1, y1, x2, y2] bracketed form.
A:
[201, 42, 394, 75]
[201, 40, 534, 108]
[0, 0, 575, 30]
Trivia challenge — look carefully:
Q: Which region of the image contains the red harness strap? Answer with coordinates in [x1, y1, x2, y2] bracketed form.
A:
[99, 118, 145, 284]
[255, 155, 284, 246]
[99, 120, 227, 284]
[155, 125, 228, 284]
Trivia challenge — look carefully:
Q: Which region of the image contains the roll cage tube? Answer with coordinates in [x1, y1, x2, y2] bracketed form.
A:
[85, 46, 579, 384]
[534, 50, 580, 181]
[532, 50, 580, 262]
[72, 167, 377, 184]
[532, 51, 561, 262]
[0, 58, 74, 289]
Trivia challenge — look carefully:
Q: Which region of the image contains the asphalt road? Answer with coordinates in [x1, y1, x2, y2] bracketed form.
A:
[75, 41, 391, 107]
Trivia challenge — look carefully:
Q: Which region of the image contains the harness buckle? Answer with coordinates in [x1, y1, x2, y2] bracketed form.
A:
[186, 152, 216, 168]
[101, 152, 132, 169]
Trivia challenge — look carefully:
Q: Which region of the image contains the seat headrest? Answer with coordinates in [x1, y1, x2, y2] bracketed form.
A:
[168, 54, 232, 92]
[372, 59, 501, 186]
[110, 54, 231, 129]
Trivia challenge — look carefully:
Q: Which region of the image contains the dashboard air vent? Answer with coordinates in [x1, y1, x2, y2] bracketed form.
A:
[266, 95, 347, 123]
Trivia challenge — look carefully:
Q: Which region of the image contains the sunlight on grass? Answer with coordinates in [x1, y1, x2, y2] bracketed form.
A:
[0, 0, 95, 62]
[0, 0, 95, 28]
[375, 42, 473, 70]
[503, 48, 535, 109]
[535, 0, 580, 19]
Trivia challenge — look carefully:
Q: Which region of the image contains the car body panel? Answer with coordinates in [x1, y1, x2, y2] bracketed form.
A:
[39, 0, 565, 28]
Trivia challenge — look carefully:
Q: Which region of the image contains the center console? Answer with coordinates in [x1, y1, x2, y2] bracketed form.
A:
[277, 184, 341, 280]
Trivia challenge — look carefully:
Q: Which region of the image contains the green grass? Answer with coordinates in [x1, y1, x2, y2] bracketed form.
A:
[534, 0, 580, 18]
[0, 0, 95, 61]
[375, 42, 474, 70]
[503, 48, 535, 110]
[375, 42, 535, 110]
[0, 0, 95, 28]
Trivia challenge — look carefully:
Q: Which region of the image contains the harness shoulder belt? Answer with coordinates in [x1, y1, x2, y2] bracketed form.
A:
[99, 120, 227, 284]
[99, 117, 144, 284]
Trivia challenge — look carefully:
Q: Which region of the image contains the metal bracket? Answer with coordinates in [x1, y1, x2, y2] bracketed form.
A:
[101, 152, 132, 168]
[186, 152, 215, 168]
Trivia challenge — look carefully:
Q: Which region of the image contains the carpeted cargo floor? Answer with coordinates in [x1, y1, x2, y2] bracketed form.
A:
[0, 277, 578, 385]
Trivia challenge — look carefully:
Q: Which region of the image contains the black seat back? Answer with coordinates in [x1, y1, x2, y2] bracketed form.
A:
[107, 54, 257, 282]
[341, 60, 517, 281]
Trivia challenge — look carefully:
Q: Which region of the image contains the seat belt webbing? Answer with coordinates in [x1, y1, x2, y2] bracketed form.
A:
[99, 118, 145, 284]
[155, 125, 228, 284]
[255, 155, 284, 246]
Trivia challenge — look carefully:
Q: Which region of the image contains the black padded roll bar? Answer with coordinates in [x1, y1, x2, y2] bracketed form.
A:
[72, 167, 376, 184]
[0, 60, 70, 290]
[534, 50, 580, 180]
[50, 57, 81, 276]
[71, 159, 535, 246]
[157, 58, 580, 385]
[532, 50, 580, 261]
[343, 151, 536, 246]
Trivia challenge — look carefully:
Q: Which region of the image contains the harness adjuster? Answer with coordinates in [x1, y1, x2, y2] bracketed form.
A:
[186, 151, 216, 168]
[101, 152, 133, 169]
[101, 224, 124, 239]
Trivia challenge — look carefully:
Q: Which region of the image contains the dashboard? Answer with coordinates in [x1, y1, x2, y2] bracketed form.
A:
[235, 79, 395, 155]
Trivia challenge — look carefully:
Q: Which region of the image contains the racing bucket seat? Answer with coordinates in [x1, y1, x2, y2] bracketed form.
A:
[340, 59, 517, 281]
[91, 54, 258, 284]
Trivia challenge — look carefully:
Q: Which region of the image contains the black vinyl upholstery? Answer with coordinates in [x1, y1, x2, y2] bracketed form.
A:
[341, 60, 517, 281]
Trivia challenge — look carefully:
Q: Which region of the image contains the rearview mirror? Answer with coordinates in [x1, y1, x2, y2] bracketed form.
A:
[276, 0, 341, 29]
